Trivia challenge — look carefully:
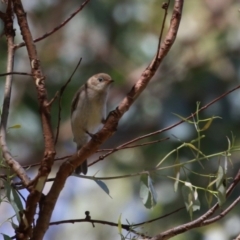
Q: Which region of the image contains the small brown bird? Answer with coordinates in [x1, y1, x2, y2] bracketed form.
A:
[71, 73, 113, 174]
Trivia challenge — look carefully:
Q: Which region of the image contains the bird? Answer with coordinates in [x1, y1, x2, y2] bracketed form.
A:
[71, 73, 113, 174]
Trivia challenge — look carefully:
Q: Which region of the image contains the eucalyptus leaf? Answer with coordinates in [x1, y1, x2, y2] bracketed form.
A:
[139, 174, 157, 209]
[4, 181, 22, 222]
[94, 179, 112, 198]
[2, 234, 12, 240]
[174, 159, 181, 192]
[118, 214, 122, 234]
[8, 124, 21, 129]
[216, 166, 226, 206]
[182, 183, 200, 219]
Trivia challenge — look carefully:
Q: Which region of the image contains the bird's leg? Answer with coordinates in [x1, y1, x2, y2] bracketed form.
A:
[85, 130, 101, 144]
[101, 118, 106, 124]
[85, 130, 94, 138]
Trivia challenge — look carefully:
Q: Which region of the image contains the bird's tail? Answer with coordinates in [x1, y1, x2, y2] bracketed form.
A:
[75, 161, 88, 175]
[75, 145, 88, 175]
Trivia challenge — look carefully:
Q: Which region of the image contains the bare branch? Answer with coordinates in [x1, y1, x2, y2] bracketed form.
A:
[32, 1, 184, 239]
[90, 137, 169, 167]
[0, 71, 33, 77]
[49, 207, 185, 238]
[12, 0, 56, 238]
[15, 0, 91, 49]
[0, 0, 30, 187]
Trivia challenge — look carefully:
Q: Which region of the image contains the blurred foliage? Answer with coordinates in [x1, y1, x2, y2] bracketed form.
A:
[1, 0, 240, 239]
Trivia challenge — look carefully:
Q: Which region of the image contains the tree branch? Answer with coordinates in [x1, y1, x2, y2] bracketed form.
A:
[15, 0, 91, 49]
[0, 71, 33, 77]
[32, 1, 184, 239]
[12, 0, 56, 238]
[0, 0, 30, 187]
[49, 207, 185, 238]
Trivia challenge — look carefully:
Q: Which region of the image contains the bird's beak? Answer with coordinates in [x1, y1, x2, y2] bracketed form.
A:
[108, 79, 114, 84]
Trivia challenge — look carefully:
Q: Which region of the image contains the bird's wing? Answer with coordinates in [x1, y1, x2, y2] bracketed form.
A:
[71, 84, 87, 115]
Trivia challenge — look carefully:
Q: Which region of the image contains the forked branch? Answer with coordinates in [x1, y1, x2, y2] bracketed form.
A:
[32, 1, 184, 239]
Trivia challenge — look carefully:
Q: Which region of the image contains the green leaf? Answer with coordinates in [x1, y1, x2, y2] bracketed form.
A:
[139, 174, 157, 209]
[200, 118, 213, 131]
[216, 166, 224, 188]
[2, 234, 12, 240]
[148, 176, 158, 206]
[12, 188, 23, 212]
[217, 184, 226, 206]
[182, 182, 200, 219]
[139, 175, 149, 206]
[205, 179, 213, 208]
[174, 163, 180, 192]
[8, 124, 21, 129]
[11, 221, 18, 230]
[216, 166, 226, 206]
[4, 181, 23, 222]
[94, 179, 112, 198]
[118, 214, 122, 234]
[192, 189, 200, 211]
[172, 113, 193, 123]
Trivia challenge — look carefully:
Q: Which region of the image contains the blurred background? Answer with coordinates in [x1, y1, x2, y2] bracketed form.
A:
[1, 0, 240, 239]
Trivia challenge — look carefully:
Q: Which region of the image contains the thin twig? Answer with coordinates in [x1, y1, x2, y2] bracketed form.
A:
[0, 71, 33, 77]
[97, 138, 169, 152]
[90, 137, 169, 166]
[15, 0, 91, 49]
[54, 58, 82, 145]
[49, 206, 185, 238]
[152, 0, 170, 70]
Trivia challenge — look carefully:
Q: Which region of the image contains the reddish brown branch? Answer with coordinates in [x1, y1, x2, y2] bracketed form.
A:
[12, 0, 56, 238]
[0, 0, 30, 187]
[15, 0, 91, 49]
[32, 1, 184, 239]
[203, 195, 240, 225]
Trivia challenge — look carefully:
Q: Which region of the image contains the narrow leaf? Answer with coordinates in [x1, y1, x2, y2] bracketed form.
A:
[148, 175, 157, 207]
[93, 179, 112, 198]
[4, 181, 22, 222]
[200, 118, 213, 131]
[118, 214, 122, 234]
[206, 179, 213, 207]
[216, 166, 226, 206]
[2, 234, 12, 240]
[8, 124, 21, 129]
[140, 174, 150, 208]
[182, 183, 200, 219]
[172, 113, 193, 123]
[174, 164, 180, 192]
[140, 174, 157, 209]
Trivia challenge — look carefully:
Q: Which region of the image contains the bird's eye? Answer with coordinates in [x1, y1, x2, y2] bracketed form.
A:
[98, 77, 103, 82]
